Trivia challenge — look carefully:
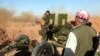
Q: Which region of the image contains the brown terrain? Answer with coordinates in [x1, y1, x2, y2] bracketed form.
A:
[90, 16, 100, 32]
[0, 8, 100, 56]
[1, 21, 42, 56]
[1, 17, 100, 56]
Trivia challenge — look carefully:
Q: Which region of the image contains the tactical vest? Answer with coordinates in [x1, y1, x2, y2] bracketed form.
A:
[72, 25, 97, 56]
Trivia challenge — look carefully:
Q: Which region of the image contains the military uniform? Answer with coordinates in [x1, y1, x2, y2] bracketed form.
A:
[0, 35, 31, 56]
[43, 15, 50, 25]
[40, 12, 50, 41]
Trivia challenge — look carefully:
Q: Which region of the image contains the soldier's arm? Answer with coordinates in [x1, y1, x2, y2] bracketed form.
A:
[0, 43, 17, 55]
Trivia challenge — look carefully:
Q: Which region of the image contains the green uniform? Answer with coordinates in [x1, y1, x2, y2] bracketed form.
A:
[0, 35, 31, 56]
[43, 15, 50, 25]
[72, 25, 97, 56]
[40, 15, 50, 41]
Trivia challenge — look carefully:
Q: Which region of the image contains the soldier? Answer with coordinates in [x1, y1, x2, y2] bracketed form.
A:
[0, 34, 31, 56]
[14, 34, 31, 56]
[63, 10, 97, 56]
[40, 10, 51, 41]
[43, 10, 50, 25]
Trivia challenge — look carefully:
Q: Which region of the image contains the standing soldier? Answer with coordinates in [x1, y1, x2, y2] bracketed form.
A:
[40, 10, 51, 41]
[43, 10, 50, 26]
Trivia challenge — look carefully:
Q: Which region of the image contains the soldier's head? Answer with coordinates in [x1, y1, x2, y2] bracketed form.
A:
[44, 10, 50, 16]
[75, 10, 90, 26]
[15, 34, 30, 51]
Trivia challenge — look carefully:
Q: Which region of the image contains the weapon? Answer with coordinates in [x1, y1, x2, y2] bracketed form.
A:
[0, 34, 30, 56]
[0, 43, 17, 56]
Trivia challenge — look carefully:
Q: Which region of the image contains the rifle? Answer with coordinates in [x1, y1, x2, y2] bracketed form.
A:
[0, 42, 17, 56]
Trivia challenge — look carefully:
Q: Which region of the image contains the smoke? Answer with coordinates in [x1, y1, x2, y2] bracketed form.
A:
[0, 8, 35, 23]
[0, 8, 13, 21]
[14, 11, 35, 22]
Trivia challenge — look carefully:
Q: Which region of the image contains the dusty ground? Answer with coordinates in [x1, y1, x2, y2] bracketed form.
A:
[0, 21, 42, 42]
[0, 21, 42, 56]
[0, 8, 99, 56]
[0, 17, 99, 56]
[90, 17, 100, 32]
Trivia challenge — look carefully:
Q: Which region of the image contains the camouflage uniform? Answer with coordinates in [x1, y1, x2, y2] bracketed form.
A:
[15, 35, 30, 51]
[14, 35, 31, 56]
[40, 11, 51, 41]
[52, 24, 71, 47]
[43, 15, 50, 25]
[0, 35, 31, 56]
[40, 11, 71, 47]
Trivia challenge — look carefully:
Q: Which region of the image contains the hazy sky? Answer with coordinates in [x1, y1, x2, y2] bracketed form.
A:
[0, 0, 100, 16]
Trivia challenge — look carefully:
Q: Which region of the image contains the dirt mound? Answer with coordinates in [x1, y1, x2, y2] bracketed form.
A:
[90, 17, 100, 32]
[0, 27, 10, 43]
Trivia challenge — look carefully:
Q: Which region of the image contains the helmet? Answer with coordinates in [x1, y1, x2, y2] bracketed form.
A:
[15, 35, 30, 50]
[46, 10, 50, 14]
[44, 10, 50, 15]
